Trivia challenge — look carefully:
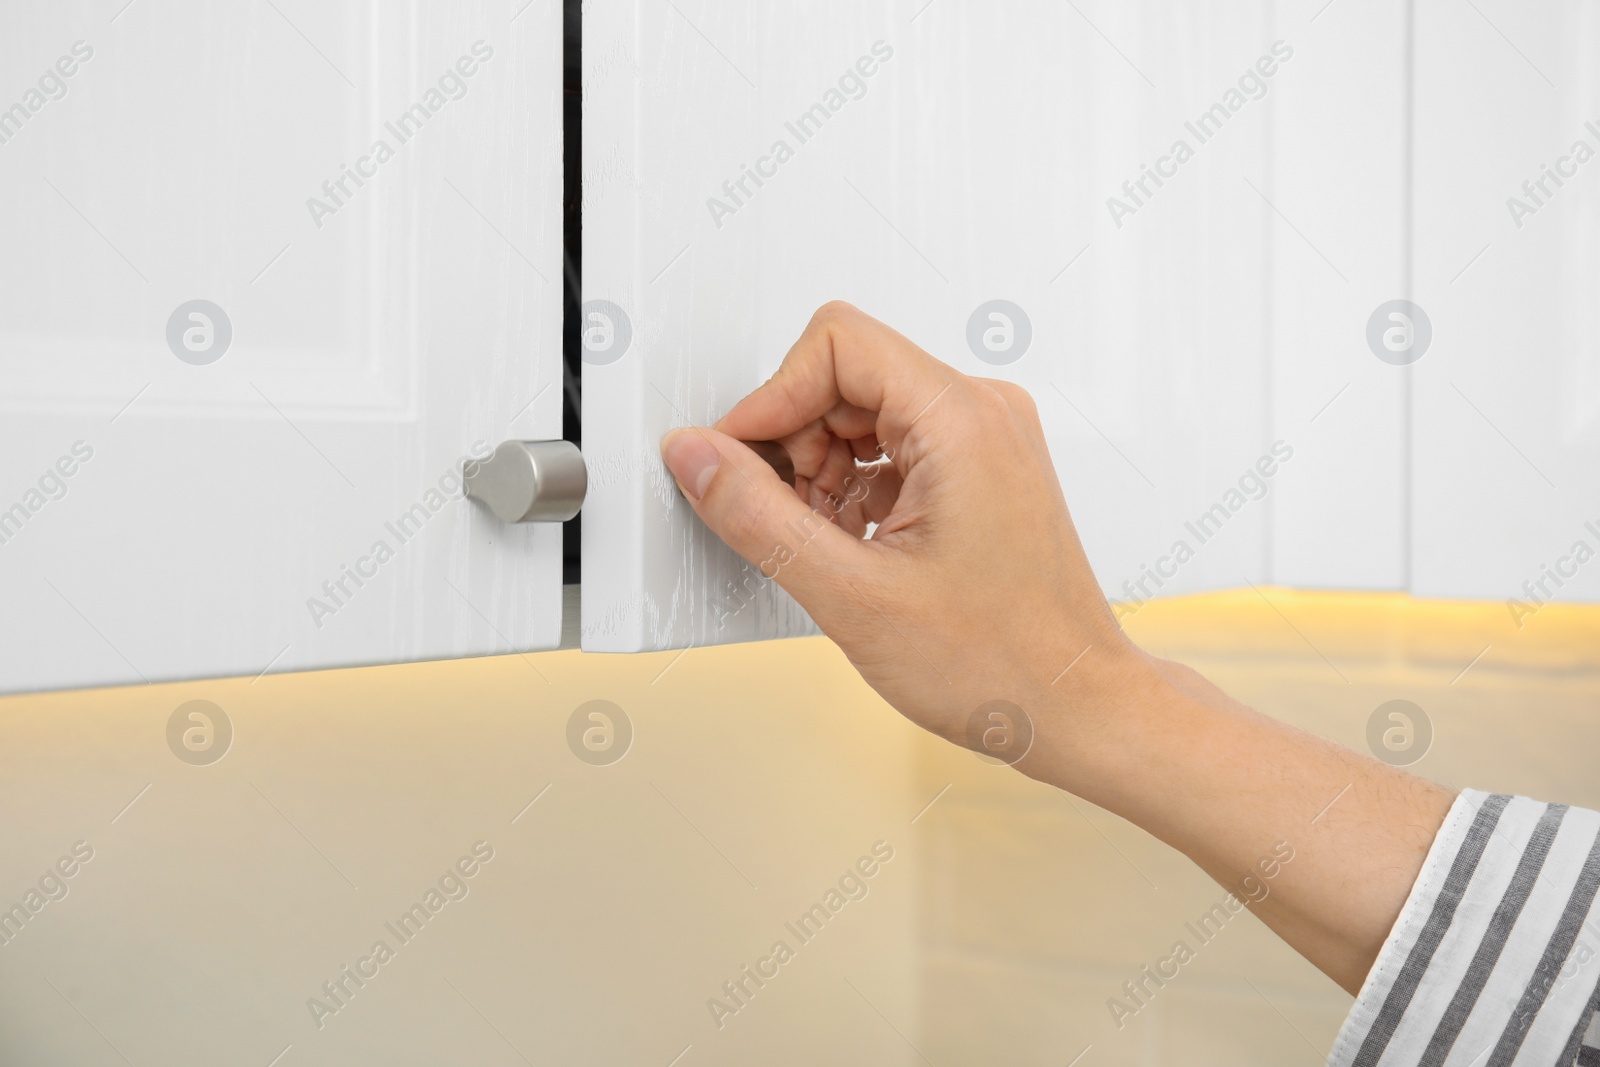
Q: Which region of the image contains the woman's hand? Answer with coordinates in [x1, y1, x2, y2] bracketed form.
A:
[660, 301, 1454, 996]
[659, 300, 1149, 766]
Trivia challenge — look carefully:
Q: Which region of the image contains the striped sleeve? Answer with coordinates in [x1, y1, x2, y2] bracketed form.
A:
[1329, 790, 1600, 1067]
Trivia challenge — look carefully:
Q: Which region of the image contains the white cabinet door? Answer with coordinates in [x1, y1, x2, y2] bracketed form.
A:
[1267, 0, 1409, 593]
[583, 0, 1286, 651]
[0, 1, 564, 693]
[1412, 0, 1600, 605]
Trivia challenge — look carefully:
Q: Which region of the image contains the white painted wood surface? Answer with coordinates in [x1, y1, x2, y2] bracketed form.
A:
[1411, 0, 1600, 605]
[584, 0, 1294, 651]
[0, 0, 565, 693]
[1266, 0, 1409, 593]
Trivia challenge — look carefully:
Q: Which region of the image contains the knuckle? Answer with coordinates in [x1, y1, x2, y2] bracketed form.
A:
[975, 379, 1041, 424]
[812, 300, 859, 329]
[1007, 384, 1041, 421]
[981, 377, 1025, 405]
[970, 381, 1013, 421]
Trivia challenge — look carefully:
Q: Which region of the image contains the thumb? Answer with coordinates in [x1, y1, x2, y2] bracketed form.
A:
[660, 427, 864, 608]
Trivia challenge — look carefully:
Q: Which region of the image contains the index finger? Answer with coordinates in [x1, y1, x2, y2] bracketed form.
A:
[714, 301, 962, 447]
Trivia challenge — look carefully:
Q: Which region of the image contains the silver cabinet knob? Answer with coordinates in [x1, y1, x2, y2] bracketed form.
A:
[465, 440, 587, 523]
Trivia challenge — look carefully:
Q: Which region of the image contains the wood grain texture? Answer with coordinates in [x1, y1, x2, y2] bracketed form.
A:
[583, 0, 1285, 651]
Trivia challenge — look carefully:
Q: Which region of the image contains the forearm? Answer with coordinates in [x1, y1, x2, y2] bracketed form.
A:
[673, 303, 1458, 997]
[674, 304, 1598, 1056]
[1026, 650, 1456, 994]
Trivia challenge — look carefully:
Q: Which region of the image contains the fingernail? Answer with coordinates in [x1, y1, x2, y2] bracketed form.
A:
[661, 429, 721, 501]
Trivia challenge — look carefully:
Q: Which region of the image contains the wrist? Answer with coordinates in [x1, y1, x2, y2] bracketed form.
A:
[1016, 642, 1194, 802]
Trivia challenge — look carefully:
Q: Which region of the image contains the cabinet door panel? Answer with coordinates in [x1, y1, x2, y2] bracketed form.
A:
[1268, 0, 1408, 592]
[1413, 0, 1600, 604]
[584, 0, 1282, 651]
[0, 1, 564, 692]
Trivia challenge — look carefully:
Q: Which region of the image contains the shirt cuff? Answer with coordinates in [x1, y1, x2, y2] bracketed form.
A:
[1329, 789, 1600, 1067]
